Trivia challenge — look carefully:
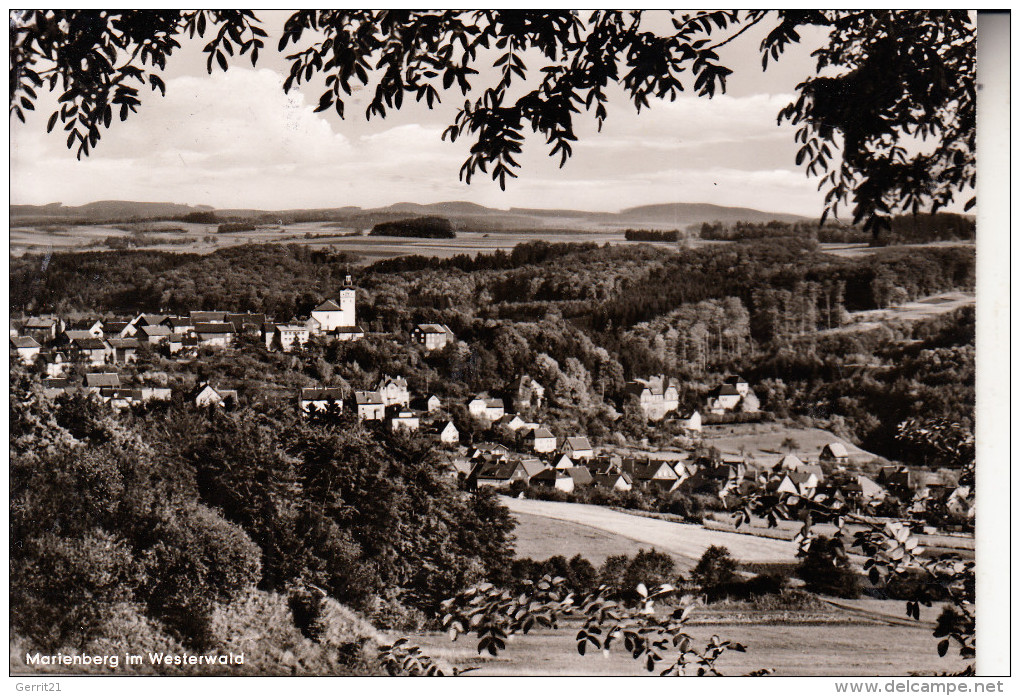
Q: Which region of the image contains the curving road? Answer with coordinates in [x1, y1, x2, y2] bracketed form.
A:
[501, 496, 799, 563]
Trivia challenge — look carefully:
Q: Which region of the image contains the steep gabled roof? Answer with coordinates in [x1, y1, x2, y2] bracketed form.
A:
[72, 337, 108, 350]
[11, 336, 40, 349]
[313, 299, 343, 312]
[194, 322, 234, 335]
[530, 427, 555, 440]
[564, 436, 592, 451]
[84, 372, 121, 388]
[354, 390, 384, 405]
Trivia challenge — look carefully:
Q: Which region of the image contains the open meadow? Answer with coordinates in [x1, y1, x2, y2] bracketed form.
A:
[408, 620, 967, 676]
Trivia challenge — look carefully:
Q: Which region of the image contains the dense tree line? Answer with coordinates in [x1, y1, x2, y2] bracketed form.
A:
[698, 214, 974, 246]
[624, 229, 679, 242]
[370, 216, 456, 238]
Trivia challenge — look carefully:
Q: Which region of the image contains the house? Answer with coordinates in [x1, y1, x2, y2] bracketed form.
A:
[678, 410, 702, 433]
[437, 421, 459, 445]
[588, 455, 622, 476]
[131, 313, 168, 329]
[332, 325, 365, 342]
[776, 454, 806, 471]
[269, 324, 311, 352]
[354, 391, 386, 420]
[621, 458, 680, 492]
[103, 321, 134, 338]
[518, 458, 547, 479]
[310, 297, 355, 334]
[510, 374, 545, 412]
[561, 436, 594, 461]
[552, 453, 574, 470]
[106, 337, 140, 364]
[529, 468, 575, 493]
[842, 474, 886, 501]
[469, 460, 532, 489]
[625, 375, 680, 421]
[377, 375, 410, 407]
[564, 466, 594, 488]
[22, 316, 64, 342]
[11, 336, 41, 362]
[42, 377, 78, 398]
[705, 384, 742, 414]
[878, 466, 914, 493]
[411, 323, 456, 351]
[471, 442, 511, 460]
[192, 383, 237, 407]
[527, 426, 557, 453]
[820, 442, 850, 464]
[593, 471, 634, 492]
[496, 413, 528, 431]
[412, 394, 442, 412]
[139, 386, 172, 403]
[70, 337, 110, 365]
[65, 318, 104, 337]
[194, 322, 234, 348]
[84, 372, 121, 391]
[40, 351, 70, 377]
[722, 375, 750, 397]
[161, 317, 195, 336]
[389, 411, 420, 433]
[467, 395, 505, 422]
[225, 313, 266, 335]
[673, 460, 700, 484]
[299, 387, 346, 413]
[136, 324, 174, 346]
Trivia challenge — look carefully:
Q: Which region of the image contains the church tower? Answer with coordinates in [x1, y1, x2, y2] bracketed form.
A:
[338, 273, 356, 327]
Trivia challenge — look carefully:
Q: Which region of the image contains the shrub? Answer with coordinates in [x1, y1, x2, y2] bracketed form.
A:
[796, 536, 861, 599]
[692, 545, 738, 590]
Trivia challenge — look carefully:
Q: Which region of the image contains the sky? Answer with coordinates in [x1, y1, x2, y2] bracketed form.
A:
[10, 11, 837, 216]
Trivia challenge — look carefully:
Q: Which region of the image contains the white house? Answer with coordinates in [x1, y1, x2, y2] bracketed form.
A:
[528, 426, 557, 453]
[271, 324, 311, 352]
[11, 336, 41, 362]
[679, 410, 702, 432]
[706, 384, 741, 413]
[468, 395, 505, 422]
[354, 391, 386, 420]
[411, 323, 456, 351]
[389, 411, 420, 433]
[193, 383, 237, 407]
[309, 282, 356, 334]
[437, 421, 459, 444]
[299, 387, 345, 413]
[561, 436, 594, 461]
[377, 375, 410, 407]
[194, 322, 234, 348]
[625, 375, 680, 421]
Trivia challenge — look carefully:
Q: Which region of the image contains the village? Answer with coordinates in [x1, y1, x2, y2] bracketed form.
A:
[10, 275, 972, 537]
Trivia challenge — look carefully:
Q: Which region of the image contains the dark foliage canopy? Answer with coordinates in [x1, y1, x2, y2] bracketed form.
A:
[11, 10, 975, 233]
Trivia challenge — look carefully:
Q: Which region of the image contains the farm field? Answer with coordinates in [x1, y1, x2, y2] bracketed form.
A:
[512, 510, 696, 571]
[697, 422, 875, 468]
[9, 221, 691, 259]
[501, 497, 799, 565]
[408, 620, 968, 676]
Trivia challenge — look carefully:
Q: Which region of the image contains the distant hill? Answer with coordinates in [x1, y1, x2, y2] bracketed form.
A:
[617, 202, 807, 226]
[11, 198, 811, 231]
[11, 200, 213, 223]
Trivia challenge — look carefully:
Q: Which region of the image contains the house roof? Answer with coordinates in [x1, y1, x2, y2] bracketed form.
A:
[378, 375, 408, 389]
[104, 321, 131, 333]
[593, 472, 633, 487]
[415, 323, 454, 334]
[484, 398, 504, 409]
[43, 378, 75, 388]
[11, 336, 40, 349]
[106, 338, 140, 349]
[777, 454, 805, 469]
[23, 317, 58, 329]
[190, 311, 227, 322]
[564, 436, 592, 451]
[313, 299, 343, 312]
[723, 375, 747, 385]
[354, 390, 384, 405]
[564, 467, 594, 486]
[72, 337, 108, 350]
[301, 387, 345, 401]
[717, 384, 741, 396]
[162, 317, 193, 329]
[822, 442, 849, 458]
[530, 427, 555, 440]
[519, 459, 547, 478]
[139, 325, 172, 337]
[472, 460, 524, 481]
[194, 322, 234, 334]
[85, 373, 121, 387]
[226, 313, 266, 330]
[621, 459, 678, 481]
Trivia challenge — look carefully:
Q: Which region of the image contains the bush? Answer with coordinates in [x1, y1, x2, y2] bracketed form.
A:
[692, 545, 738, 590]
[796, 536, 861, 599]
[704, 573, 784, 603]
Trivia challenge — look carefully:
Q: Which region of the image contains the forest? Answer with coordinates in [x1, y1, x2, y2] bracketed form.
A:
[10, 234, 976, 671]
[370, 216, 456, 238]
